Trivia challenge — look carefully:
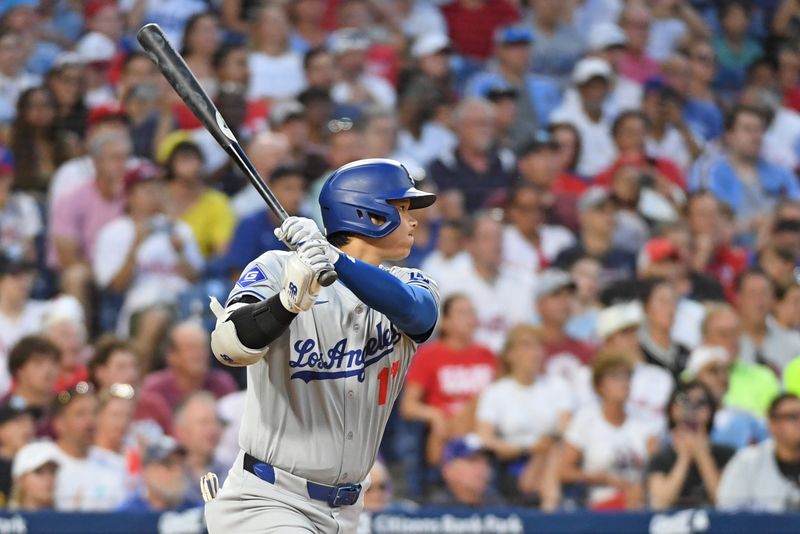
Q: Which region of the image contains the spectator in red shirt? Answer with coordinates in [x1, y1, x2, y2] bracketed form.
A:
[595, 110, 686, 191]
[618, 2, 660, 84]
[401, 294, 497, 464]
[441, 0, 519, 61]
[537, 269, 595, 369]
[140, 321, 237, 414]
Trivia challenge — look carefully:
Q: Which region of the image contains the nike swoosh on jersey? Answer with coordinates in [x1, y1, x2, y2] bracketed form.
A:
[314, 300, 329, 305]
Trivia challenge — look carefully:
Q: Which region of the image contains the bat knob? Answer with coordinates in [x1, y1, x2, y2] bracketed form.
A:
[318, 268, 338, 287]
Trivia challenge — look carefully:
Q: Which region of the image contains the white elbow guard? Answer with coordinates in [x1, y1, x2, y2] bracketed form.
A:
[209, 297, 269, 367]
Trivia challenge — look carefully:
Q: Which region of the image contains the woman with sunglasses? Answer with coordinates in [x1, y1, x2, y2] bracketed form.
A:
[476, 325, 573, 506]
[646, 381, 735, 509]
[559, 352, 658, 510]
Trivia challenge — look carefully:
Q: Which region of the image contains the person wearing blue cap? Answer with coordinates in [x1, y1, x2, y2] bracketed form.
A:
[466, 25, 561, 148]
[429, 434, 506, 507]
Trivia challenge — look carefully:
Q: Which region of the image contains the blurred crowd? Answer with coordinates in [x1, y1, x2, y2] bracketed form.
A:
[2, 0, 800, 517]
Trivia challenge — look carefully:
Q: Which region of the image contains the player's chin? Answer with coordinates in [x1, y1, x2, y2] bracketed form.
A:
[388, 243, 413, 261]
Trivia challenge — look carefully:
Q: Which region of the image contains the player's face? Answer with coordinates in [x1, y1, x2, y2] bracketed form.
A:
[369, 199, 418, 261]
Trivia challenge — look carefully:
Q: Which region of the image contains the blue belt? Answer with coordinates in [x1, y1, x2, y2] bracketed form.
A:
[243, 453, 362, 507]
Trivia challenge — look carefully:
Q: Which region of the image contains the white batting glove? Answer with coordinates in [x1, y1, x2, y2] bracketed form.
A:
[274, 216, 324, 248]
[301, 237, 341, 266]
[279, 241, 332, 313]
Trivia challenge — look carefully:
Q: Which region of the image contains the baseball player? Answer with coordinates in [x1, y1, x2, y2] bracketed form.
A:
[204, 159, 439, 533]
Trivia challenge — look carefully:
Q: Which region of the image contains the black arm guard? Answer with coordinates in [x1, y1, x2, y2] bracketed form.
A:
[228, 294, 298, 349]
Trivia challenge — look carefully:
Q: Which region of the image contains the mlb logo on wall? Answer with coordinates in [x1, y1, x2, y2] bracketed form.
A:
[237, 265, 267, 288]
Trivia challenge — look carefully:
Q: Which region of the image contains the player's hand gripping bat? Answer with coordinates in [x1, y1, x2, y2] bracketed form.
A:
[136, 23, 337, 287]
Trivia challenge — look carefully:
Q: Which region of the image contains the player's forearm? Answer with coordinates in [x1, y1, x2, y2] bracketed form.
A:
[227, 294, 297, 349]
[333, 255, 437, 337]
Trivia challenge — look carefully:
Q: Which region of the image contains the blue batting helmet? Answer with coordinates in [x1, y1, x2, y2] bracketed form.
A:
[319, 159, 436, 239]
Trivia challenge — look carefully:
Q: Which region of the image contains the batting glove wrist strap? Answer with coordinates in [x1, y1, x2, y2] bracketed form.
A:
[280, 251, 325, 313]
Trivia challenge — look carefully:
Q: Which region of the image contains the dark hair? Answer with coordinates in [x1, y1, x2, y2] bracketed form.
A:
[212, 42, 246, 70]
[10, 87, 69, 193]
[667, 381, 717, 433]
[439, 294, 470, 339]
[298, 87, 333, 106]
[88, 336, 136, 388]
[164, 140, 204, 181]
[768, 392, 800, 420]
[505, 181, 539, 209]
[269, 164, 305, 184]
[719, 0, 751, 20]
[733, 267, 771, 294]
[8, 336, 59, 379]
[757, 244, 796, 266]
[440, 219, 464, 235]
[611, 110, 647, 139]
[685, 189, 716, 213]
[0, 28, 21, 42]
[121, 52, 152, 75]
[547, 122, 581, 172]
[327, 232, 353, 248]
[775, 281, 800, 302]
[303, 47, 330, 70]
[640, 277, 671, 306]
[746, 56, 777, 83]
[181, 11, 218, 56]
[442, 293, 469, 318]
[725, 104, 767, 132]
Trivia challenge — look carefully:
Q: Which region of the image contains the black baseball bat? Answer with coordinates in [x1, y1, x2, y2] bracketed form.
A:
[136, 23, 337, 287]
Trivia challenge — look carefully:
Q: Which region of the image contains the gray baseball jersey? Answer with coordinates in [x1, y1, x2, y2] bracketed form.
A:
[225, 250, 439, 487]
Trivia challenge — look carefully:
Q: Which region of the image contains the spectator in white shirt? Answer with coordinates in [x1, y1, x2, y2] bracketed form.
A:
[0, 256, 49, 396]
[436, 211, 534, 352]
[502, 182, 575, 276]
[476, 325, 572, 507]
[0, 154, 40, 261]
[92, 161, 202, 354]
[246, 5, 305, 102]
[597, 300, 675, 431]
[52, 382, 127, 511]
[559, 352, 658, 509]
[717, 393, 800, 511]
[583, 22, 643, 116]
[551, 58, 617, 176]
[0, 28, 40, 125]
[420, 220, 470, 285]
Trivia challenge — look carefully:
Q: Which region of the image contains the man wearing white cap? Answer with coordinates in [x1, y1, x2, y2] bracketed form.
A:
[597, 300, 674, 432]
[10, 440, 60, 510]
[330, 28, 395, 108]
[585, 22, 643, 115]
[550, 58, 617, 176]
[683, 345, 768, 450]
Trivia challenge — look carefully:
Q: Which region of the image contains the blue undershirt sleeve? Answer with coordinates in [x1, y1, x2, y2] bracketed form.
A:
[333, 254, 438, 339]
